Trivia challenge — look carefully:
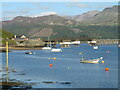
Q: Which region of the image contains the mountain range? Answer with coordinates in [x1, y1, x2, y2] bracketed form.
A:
[1, 5, 119, 40]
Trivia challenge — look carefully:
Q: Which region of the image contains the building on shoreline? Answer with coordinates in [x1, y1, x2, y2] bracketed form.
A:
[88, 39, 119, 46]
[12, 35, 44, 47]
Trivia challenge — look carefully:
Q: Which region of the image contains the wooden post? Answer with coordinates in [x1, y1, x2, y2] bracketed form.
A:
[6, 41, 8, 70]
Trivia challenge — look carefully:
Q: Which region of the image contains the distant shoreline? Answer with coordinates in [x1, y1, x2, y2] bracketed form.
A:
[0, 47, 42, 52]
[0, 43, 118, 52]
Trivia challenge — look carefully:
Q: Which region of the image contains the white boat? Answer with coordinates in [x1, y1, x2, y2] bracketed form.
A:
[51, 48, 62, 52]
[71, 41, 80, 44]
[42, 36, 52, 50]
[42, 47, 52, 50]
[80, 57, 103, 64]
[93, 46, 98, 49]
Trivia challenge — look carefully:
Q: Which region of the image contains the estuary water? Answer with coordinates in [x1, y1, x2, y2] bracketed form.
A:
[1, 44, 118, 88]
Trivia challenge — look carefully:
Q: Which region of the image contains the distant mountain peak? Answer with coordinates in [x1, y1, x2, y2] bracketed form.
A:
[12, 16, 32, 21]
[2, 5, 118, 39]
[103, 5, 119, 12]
[72, 10, 100, 22]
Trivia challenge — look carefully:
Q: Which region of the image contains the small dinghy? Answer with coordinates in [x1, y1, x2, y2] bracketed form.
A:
[25, 51, 35, 54]
[42, 47, 52, 50]
[93, 46, 98, 49]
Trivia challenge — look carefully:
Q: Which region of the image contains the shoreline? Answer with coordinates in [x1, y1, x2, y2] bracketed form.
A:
[0, 47, 42, 52]
[0, 44, 118, 51]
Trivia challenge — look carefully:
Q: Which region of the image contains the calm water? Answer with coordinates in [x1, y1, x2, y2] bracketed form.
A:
[1, 44, 118, 88]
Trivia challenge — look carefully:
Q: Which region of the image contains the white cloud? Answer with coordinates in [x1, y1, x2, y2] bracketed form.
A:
[3, 11, 17, 14]
[66, 3, 87, 8]
[18, 9, 31, 14]
[1, 0, 119, 2]
[32, 11, 57, 17]
[95, 4, 116, 9]
[32, 3, 50, 10]
[2, 14, 17, 21]
[1, 11, 57, 21]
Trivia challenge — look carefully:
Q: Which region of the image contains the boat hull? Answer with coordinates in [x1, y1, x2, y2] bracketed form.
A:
[93, 46, 98, 49]
[51, 49, 62, 52]
[25, 51, 35, 55]
[42, 47, 52, 50]
[80, 58, 101, 64]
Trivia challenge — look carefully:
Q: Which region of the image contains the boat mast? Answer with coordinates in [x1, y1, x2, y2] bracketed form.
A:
[6, 41, 9, 70]
[48, 36, 50, 47]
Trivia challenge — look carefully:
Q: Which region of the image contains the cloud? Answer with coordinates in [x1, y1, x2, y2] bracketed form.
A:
[1, 11, 57, 21]
[2, 10, 19, 20]
[65, 2, 116, 10]
[95, 4, 115, 9]
[66, 2, 87, 8]
[2, 10, 30, 20]
[31, 2, 50, 10]
[32, 11, 57, 17]
[3, 11, 17, 14]
[18, 9, 32, 14]
[1, 0, 119, 2]
[2, 3, 12, 7]
[2, 8, 32, 18]
[2, 14, 17, 21]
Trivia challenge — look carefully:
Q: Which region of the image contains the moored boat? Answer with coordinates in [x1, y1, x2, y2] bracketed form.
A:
[42, 36, 52, 50]
[25, 51, 35, 54]
[51, 48, 62, 52]
[42, 47, 52, 50]
[80, 57, 103, 64]
[93, 46, 98, 49]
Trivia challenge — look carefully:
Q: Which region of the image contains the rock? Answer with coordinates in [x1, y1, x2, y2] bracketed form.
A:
[17, 73, 26, 75]
[61, 82, 71, 84]
[12, 70, 17, 72]
[25, 79, 32, 81]
[42, 81, 54, 84]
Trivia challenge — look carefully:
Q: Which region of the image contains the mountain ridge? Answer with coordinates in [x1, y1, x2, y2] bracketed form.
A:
[1, 5, 119, 39]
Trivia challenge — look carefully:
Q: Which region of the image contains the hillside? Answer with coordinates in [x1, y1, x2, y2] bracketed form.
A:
[73, 5, 119, 25]
[1, 5, 119, 40]
[72, 10, 100, 22]
[2, 15, 77, 35]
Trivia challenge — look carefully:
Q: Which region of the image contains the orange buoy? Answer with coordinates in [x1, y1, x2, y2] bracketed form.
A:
[53, 57, 56, 60]
[105, 68, 109, 71]
[49, 64, 53, 67]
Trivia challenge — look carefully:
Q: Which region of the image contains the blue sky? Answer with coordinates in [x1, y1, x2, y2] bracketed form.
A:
[1, 2, 119, 21]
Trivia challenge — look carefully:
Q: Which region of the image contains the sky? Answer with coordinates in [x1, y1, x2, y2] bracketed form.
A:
[0, 1, 119, 21]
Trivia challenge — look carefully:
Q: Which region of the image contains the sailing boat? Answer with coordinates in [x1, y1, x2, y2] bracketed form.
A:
[42, 36, 52, 50]
[50, 41, 62, 52]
